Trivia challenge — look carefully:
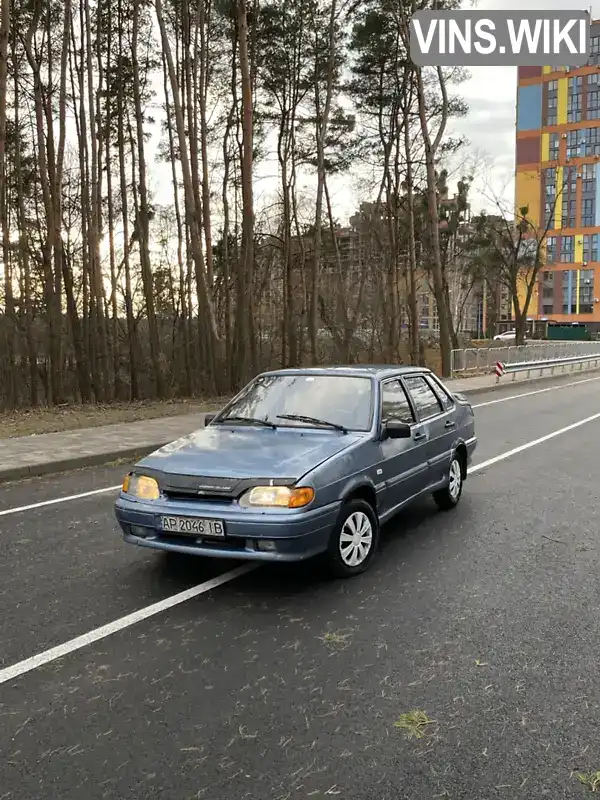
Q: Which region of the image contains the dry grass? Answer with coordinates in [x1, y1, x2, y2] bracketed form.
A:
[393, 710, 436, 740]
[1, 397, 231, 440]
[577, 772, 600, 792]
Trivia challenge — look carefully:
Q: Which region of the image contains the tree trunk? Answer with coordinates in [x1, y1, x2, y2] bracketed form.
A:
[133, 0, 164, 398]
[402, 99, 420, 365]
[117, 0, 140, 400]
[156, 0, 222, 391]
[12, 59, 38, 406]
[0, 0, 16, 407]
[414, 65, 454, 377]
[24, 2, 64, 404]
[310, 0, 337, 364]
[236, 0, 256, 383]
[162, 48, 192, 396]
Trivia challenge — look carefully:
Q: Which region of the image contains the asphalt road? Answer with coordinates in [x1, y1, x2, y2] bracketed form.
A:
[2, 374, 600, 799]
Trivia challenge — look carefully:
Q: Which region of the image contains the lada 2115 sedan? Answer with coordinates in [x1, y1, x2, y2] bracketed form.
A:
[115, 366, 477, 578]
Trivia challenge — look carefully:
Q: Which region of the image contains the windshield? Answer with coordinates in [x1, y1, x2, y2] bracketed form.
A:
[219, 374, 374, 431]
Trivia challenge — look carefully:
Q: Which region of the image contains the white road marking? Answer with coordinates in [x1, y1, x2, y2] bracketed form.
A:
[1, 409, 600, 685]
[0, 563, 258, 686]
[471, 375, 600, 409]
[0, 485, 122, 518]
[468, 410, 600, 474]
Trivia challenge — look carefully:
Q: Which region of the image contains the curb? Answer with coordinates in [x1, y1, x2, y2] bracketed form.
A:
[0, 443, 173, 486]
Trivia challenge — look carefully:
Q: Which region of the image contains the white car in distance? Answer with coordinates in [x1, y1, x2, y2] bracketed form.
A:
[493, 329, 517, 341]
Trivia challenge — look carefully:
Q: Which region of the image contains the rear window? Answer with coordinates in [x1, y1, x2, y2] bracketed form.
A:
[403, 375, 443, 420]
[426, 375, 455, 411]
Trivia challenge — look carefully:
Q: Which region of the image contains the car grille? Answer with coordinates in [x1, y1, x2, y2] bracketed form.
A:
[159, 474, 298, 502]
[162, 487, 234, 504]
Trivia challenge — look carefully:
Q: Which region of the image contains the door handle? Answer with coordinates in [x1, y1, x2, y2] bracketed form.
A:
[445, 420, 456, 429]
[414, 431, 426, 441]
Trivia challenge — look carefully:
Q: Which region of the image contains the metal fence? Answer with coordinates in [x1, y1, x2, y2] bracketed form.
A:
[450, 341, 600, 377]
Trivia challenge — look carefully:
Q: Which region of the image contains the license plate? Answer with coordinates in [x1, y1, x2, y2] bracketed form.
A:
[160, 516, 225, 537]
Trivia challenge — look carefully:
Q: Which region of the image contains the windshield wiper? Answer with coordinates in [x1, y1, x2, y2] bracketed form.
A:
[277, 414, 348, 434]
[216, 415, 276, 429]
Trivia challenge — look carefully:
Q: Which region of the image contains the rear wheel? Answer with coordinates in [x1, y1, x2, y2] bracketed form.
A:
[325, 498, 379, 578]
[433, 453, 463, 510]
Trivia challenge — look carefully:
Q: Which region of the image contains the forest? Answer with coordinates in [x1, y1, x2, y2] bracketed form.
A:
[0, 0, 546, 409]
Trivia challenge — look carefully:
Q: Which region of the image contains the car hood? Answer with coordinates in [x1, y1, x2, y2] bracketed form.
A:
[136, 425, 364, 480]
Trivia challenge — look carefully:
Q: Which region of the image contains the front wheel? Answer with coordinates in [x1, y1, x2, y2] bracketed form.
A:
[433, 453, 463, 511]
[325, 499, 379, 578]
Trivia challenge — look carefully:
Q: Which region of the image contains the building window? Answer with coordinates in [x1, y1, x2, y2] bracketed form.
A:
[589, 73, 600, 86]
[545, 237, 557, 263]
[544, 167, 556, 196]
[547, 82, 558, 125]
[583, 234, 599, 262]
[582, 162, 596, 189]
[592, 37, 600, 55]
[568, 76, 583, 123]
[563, 269, 575, 312]
[561, 198, 576, 228]
[582, 127, 600, 156]
[560, 235, 574, 262]
[563, 166, 577, 194]
[549, 132, 560, 160]
[542, 286, 554, 298]
[542, 304, 554, 315]
[543, 168, 557, 227]
[543, 270, 554, 281]
[588, 90, 600, 120]
[560, 167, 577, 229]
[582, 198, 596, 227]
[566, 130, 580, 158]
[579, 269, 595, 313]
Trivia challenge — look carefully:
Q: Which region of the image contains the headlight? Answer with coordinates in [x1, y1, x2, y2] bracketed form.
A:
[241, 485, 314, 508]
[122, 473, 160, 501]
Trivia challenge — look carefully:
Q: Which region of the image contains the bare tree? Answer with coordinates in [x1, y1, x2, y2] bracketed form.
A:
[474, 179, 563, 346]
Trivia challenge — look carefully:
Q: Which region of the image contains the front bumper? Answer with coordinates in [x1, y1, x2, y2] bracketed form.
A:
[114, 494, 341, 562]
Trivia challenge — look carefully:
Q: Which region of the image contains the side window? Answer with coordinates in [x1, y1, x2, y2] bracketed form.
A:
[381, 380, 415, 424]
[403, 375, 443, 420]
[426, 374, 455, 411]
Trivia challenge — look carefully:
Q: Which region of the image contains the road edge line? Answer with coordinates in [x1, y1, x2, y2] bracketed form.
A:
[0, 563, 258, 686]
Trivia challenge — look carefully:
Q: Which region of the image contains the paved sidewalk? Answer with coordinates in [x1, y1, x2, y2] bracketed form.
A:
[0, 412, 211, 483]
[0, 367, 597, 484]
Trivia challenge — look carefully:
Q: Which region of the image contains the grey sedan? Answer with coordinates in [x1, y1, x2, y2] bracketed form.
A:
[115, 366, 477, 578]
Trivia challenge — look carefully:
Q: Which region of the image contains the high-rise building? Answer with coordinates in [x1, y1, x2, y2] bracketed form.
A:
[515, 27, 600, 332]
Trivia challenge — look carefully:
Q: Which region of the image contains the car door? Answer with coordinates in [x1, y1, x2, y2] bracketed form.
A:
[378, 378, 430, 517]
[402, 374, 452, 489]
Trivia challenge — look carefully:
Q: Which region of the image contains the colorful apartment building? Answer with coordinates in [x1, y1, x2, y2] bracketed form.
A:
[516, 23, 600, 332]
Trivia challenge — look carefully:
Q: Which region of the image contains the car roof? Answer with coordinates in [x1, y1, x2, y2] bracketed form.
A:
[259, 365, 433, 380]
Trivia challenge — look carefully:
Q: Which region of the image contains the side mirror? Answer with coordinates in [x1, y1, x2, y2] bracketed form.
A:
[383, 420, 411, 439]
[204, 413, 216, 427]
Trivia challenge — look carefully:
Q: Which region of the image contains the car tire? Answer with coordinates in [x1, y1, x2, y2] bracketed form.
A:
[433, 453, 463, 511]
[325, 498, 379, 578]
